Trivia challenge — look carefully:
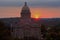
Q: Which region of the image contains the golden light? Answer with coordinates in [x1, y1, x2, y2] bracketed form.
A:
[31, 8, 41, 18]
[34, 12, 40, 19]
[35, 15, 39, 19]
[34, 14, 40, 21]
[34, 15, 40, 21]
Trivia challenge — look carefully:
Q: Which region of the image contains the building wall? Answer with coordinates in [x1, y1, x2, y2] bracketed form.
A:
[11, 25, 41, 39]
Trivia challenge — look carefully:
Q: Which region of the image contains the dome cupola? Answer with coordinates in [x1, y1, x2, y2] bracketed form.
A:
[21, 2, 31, 19]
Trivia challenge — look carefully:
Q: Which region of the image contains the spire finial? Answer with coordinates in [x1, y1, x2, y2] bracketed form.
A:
[24, 2, 27, 6]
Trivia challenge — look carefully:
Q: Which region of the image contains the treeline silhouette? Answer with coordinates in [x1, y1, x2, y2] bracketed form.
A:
[41, 24, 60, 40]
[0, 21, 11, 40]
[0, 21, 39, 40]
[0, 20, 60, 40]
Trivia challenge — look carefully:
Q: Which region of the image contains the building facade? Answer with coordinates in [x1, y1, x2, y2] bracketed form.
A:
[10, 2, 41, 40]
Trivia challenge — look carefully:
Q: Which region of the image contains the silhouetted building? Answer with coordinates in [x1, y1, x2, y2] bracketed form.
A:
[11, 2, 41, 40]
[21, 2, 31, 19]
[1, 2, 60, 40]
[0, 21, 11, 40]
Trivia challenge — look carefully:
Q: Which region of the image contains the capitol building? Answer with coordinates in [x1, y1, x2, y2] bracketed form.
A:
[0, 2, 41, 40]
[11, 2, 41, 39]
[0, 2, 60, 40]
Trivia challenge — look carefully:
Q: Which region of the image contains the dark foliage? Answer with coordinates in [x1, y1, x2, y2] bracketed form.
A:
[0, 21, 11, 40]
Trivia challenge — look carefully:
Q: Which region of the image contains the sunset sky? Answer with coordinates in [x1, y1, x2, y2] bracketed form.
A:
[0, 0, 60, 18]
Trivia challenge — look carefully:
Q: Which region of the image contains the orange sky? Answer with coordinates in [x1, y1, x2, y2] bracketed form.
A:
[0, 7, 60, 18]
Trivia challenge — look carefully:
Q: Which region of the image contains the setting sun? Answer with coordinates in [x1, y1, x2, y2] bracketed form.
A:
[30, 8, 41, 18]
[35, 15, 39, 18]
[34, 14, 40, 21]
[34, 13, 40, 19]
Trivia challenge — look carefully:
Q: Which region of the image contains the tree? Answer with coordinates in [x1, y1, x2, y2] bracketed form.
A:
[0, 21, 11, 40]
[20, 36, 39, 40]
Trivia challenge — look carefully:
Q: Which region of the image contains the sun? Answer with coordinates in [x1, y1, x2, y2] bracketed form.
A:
[31, 10, 41, 19]
[34, 11, 40, 18]
[34, 15, 40, 20]
[35, 15, 39, 19]
[34, 13, 40, 18]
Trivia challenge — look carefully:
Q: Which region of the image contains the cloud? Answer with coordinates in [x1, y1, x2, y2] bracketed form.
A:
[0, 0, 60, 2]
[0, 0, 60, 7]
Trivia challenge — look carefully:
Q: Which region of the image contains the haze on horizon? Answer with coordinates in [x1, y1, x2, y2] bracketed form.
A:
[0, 0, 60, 18]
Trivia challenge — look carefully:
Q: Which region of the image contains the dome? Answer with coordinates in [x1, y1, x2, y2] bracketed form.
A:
[22, 2, 30, 11]
[21, 2, 31, 19]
